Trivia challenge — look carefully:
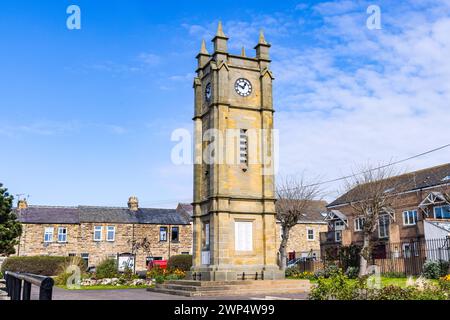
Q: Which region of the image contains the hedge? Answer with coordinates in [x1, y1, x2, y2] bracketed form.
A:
[167, 254, 192, 271]
[1, 256, 77, 276]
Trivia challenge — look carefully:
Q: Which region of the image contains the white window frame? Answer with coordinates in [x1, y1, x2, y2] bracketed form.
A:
[159, 226, 168, 242]
[94, 226, 103, 241]
[434, 205, 450, 219]
[44, 227, 54, 243]
[235, 221, 253, 252]
[354, 217, 365, 232]
[106, 226, 115, 242]
[334, 220, 345, 230]
[57, 227, 67, 243]
[403, 210, 418, 226]
[335, 230, 342, 242]
[204, 222, 210, 247]
[378, 214, 390, 239]
[307, 228, 315, 241]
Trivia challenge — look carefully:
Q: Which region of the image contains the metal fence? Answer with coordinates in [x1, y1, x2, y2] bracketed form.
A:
[313, 237, 450, 276]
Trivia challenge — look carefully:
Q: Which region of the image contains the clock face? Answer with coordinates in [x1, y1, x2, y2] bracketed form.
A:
[234, 78, 252, 97]
[205, 83, 212, 101]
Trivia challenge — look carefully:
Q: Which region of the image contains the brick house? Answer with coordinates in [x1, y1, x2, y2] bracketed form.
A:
[14, 197, 192, 272]
[320, 163, 450, 260]
[276, 200, 328, 261]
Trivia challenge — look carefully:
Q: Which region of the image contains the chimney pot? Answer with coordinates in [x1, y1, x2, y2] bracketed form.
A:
[128, 196, 139, 211]
[18, 199, 28, 209]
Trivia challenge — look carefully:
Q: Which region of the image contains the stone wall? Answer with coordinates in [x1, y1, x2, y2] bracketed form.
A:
[17, 223, 193, 272]
[276, 222, 328, 258]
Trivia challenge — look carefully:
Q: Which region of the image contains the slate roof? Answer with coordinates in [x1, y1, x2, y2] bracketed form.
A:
[276, 200, 328, 224]
[328, 163, 450, 208]
[16, 206, 191, 225]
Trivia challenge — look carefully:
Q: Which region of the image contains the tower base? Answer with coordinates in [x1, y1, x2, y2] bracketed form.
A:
[186, 265, 284, 281]
[148, 279, 311, 297]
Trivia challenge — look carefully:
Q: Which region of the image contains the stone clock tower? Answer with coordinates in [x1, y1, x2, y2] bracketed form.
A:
[190, 22, 283, 281]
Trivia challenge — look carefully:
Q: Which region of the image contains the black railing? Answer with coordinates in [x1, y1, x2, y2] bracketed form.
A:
[316, 237, 450, 276]
[4, 271, 54, 300]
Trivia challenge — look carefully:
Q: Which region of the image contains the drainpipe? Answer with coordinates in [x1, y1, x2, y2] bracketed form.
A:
[168, 224, 171, 261]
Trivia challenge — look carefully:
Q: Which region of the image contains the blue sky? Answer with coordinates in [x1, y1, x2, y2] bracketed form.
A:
[0, 0, 449, 208]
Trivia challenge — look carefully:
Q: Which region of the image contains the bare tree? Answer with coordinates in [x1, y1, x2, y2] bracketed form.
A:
[276, 175, 322, 270]
[343, 164, 402, 276]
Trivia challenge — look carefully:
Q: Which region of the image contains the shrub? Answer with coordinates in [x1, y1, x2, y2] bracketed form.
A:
[438, 260, 449, 277]
[167, 255, 192, 271]
[55, 256, 86, 286]
[439, 275, 450, 292]
[1, 256, 77, 276]
[382, 272, 406, 278]
[95, 258, 118, 279]
[285, 267, 314, 280]
[423, 260, 443, 279]
[309, 270, 366, 300]
[309, 271, 448, 300]
[345, 266, 359, 279]
[147, 265, 166, 279]
[339, 245, 361, 271]
[314, 264, 341, 279]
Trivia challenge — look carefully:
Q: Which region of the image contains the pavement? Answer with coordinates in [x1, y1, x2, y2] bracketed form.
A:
[0, 280, 309, 300]
[47, 287, 309, 300]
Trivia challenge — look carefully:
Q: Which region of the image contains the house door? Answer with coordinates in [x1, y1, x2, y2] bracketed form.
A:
[288, 251, 296, 261]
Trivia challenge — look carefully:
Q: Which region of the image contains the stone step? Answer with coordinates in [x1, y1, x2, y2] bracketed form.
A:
[149, 286, 311, 297]
[164, 280, 309, 287]
[158, 283, 311, 292]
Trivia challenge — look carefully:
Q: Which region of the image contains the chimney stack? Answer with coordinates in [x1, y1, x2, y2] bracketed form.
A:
[128, 196, 139, 211]
[18, 199, 28, 209]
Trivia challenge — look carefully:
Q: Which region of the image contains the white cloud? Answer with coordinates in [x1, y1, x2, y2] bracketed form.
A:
[178, 2, 450, 201]
[272, 1, 450, 198]
[138, 52, 161, 66]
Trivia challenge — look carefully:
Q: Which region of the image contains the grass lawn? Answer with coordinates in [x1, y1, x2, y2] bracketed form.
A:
[56, 284, 150, 290]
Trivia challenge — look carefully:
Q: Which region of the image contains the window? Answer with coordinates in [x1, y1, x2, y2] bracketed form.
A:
[403, 210, 418, 226]
[171, 226, 179, 242]
[106, 226, 115, 242]
[68, 253, 76, 257]
[335, 230, 342, 242]
[354, 217, 365, 232]
[81, 253, 89, 266]
[378, 215, 390, 239]
[235, 221, 253, 251]
[94, 226, 103, 241]
[334, 220, 345, 230]
[307, 228, 315, 241]
[434, 205, 450, 219]
[44, 227, 54, 243]
[160, 227, 168, 241]
[402, 242, 419, 258]
[57, 227, 67, 243]
[203, 222, 210, 248]
[239, 129, 248, 165]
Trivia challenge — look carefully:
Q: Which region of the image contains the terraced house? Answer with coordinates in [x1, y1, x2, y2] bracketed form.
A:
[320, 163, 450, 265]
[14, 197, 193, 272]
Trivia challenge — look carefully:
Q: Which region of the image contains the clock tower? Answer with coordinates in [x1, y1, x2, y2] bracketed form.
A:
[190, 22, 283, 281]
